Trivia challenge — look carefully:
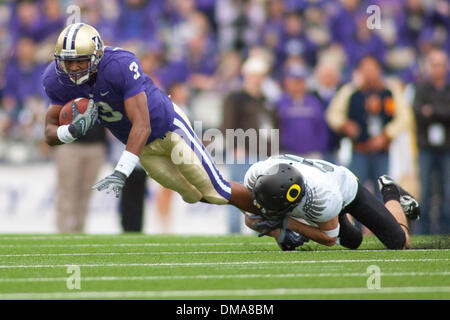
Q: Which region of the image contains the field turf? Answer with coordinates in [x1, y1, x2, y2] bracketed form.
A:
[0, 234, 448, 300]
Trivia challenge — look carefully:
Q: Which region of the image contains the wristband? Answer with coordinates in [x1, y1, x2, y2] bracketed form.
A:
[323, 224, 340, 238]
[114, 150, 140, 177]
[57, 125, 77, 144]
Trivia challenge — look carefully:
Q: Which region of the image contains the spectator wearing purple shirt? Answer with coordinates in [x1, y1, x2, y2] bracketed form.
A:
[328, 0, 362, 45]
[9, 0, 43, 43]
[348, 19, 386, 66]
[276, 64, 328, 158]
[1, 37, 45, 136]
[395, 0, 431, 49]
[278, 12, 318, 69]
[259, 0, 286, 70]
[35, 0, 64, 43]
[114, 0, 161, 44]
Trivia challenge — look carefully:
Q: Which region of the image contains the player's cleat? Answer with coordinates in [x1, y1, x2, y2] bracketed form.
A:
[378, 175, 421, 220]
[399, 195, 420, 221]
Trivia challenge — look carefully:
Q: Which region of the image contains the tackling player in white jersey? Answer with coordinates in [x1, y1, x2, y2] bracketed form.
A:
[244, 154, 420, 250]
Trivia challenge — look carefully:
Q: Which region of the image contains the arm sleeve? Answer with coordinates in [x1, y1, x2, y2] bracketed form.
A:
[42, 76, 65, 106]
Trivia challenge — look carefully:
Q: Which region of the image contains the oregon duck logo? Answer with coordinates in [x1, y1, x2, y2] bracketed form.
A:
[286, 184, 301, 202]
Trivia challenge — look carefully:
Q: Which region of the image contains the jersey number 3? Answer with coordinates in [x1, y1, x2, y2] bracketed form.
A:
[97, 101, 123, 122]
[129, 61, 140, 80]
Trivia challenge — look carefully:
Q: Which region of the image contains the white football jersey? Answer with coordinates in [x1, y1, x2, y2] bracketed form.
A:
[244, 155, 359, 226]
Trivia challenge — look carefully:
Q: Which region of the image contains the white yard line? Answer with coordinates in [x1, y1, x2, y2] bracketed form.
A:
[0, 250, 284, 257]
[0, 235, 241, 240]
[0, 242, 448, 250]
[0, 258, 447, 269]
[0, 287, 449, 299]
[0, 242, 274, 248]
[0, 249, 449, 257]
[0, 271, 448, 283]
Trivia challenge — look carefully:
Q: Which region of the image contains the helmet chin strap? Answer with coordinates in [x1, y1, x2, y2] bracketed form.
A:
[70, 72, 90, 85]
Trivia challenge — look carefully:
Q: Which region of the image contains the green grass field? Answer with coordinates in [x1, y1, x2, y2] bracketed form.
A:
[0, 234, 448, 300]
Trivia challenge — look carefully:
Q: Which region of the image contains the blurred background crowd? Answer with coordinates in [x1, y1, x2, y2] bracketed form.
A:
[0, 0, 449, 235]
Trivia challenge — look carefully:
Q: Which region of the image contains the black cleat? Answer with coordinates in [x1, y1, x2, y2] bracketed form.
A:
[378, 175, 421, 221]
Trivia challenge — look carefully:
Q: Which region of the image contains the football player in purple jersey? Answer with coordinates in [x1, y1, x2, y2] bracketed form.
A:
[43, 23, 255, 214]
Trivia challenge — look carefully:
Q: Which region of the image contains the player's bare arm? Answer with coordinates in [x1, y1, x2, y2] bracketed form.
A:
[287, 217, 338, 247]
[44, 98, 98, 146]
[123, 91, 151, 156]
[44, 104, 63, 146]
[245, 215, 338, 247]
[91, 92, 149, 198]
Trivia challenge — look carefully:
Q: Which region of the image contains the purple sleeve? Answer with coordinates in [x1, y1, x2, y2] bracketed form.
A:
[42, 65, 66, 106]
[110, 55, 146, 100]
[43, 83, 66, 106]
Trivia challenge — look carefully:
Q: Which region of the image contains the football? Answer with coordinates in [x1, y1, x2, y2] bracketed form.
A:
[59, 97, 90, 125]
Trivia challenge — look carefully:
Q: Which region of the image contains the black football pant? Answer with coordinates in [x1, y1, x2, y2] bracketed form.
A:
[120, 167, 147, 232]
[338, 182, 406, 250]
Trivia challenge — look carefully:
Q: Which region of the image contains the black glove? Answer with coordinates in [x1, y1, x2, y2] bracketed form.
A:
[276, 229, 309, 251]
[250, 215, 289, 237]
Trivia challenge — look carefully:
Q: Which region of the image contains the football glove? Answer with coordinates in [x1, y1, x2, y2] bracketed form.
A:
[276, 229, 309, 251]
[69, 98, 98, 138]
[91, 170, 127, 198]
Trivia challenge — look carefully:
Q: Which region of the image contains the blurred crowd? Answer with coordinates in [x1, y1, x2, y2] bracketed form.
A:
[0, 0, 449, 234]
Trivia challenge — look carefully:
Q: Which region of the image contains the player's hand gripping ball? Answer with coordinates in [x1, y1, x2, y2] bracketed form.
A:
[59, 97, 99, 138]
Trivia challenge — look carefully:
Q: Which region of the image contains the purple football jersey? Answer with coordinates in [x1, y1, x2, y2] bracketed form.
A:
[42, 46, 175, 145]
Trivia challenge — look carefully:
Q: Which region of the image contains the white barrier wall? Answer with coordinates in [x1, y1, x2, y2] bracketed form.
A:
[0, 163, 247, 234]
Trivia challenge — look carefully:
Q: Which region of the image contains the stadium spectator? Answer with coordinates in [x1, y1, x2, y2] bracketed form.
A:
[412, 48, 450, 235]
[212, 50, 243, 96]
[183, 13, 218, 91]
[344, 14, 386, 69]
[311, 60, 343, 163]
[215, 0, 265, 52]
[54, 122, 108, 233]
[396, 0, 430, 49]
[38, 0, 65, 43]
[114, 0, 161, 46]
[276, 63, 328, 159]
[1, 37, 46, 140]
[328, 0, 361, 45]
[9, 0, 42, 43]
[278, 11, 318, 69]
[326, 56, 412, 199]
[221, 55, 277, 233]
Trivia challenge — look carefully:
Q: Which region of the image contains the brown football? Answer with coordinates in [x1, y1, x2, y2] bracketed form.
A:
[59, 97, 90, 125]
